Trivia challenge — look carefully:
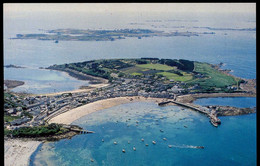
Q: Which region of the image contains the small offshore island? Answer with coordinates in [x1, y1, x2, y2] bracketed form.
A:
[4, 58, 256, 165]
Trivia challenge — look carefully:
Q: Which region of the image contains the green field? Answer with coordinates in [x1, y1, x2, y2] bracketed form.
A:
[187, 62, 238, 88]
[136, 64, 175, 71]
[157, 72, 193, 82]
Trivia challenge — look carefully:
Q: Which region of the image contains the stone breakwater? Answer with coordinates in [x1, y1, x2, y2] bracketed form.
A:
[158, 100, 255, 127]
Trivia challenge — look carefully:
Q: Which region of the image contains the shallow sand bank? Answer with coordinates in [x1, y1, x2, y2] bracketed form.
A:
[4, 139, 42, 166]
[48, 96, 166, 125]
[38, 83, 109, 97]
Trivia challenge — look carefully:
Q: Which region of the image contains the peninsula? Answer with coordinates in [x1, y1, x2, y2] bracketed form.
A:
[4, 58, 256, 166]
[4, 58, 256, 136]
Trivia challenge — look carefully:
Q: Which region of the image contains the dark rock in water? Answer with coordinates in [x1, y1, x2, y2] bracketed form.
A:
[4, 80, 25, 89]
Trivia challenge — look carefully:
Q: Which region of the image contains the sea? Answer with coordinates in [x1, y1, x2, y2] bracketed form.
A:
[4, 10, 256, 165]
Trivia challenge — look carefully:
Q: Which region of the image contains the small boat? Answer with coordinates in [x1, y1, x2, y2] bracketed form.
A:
[55, 40, 59, 43]
[163, 138, 167, 141]
[160, 129, 164, 132]
[102, 139, 104, 142]
[114, 142, 117, 145]
[128, 141, 130, 144]
[141, 138, 144, 142]
[184, 125, 188, 128]
[168, 145, 172, 148]
[122, 149, 126, 153]
[196, 146, 204, 149]
[133, 147, 136, 151]
[152, 141, 156, 144]
[90, 158, 94, 162]
[145, 144, 149, 146]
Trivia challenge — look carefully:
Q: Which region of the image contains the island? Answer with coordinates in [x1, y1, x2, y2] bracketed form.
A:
[4, 64, 26, 68]
[10, 28, 216, 42]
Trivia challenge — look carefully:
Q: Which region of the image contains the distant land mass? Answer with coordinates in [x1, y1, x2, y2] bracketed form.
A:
[11, 28, 215, 42]
[193, 27, 256, 31]
[4, 64, 25, 68]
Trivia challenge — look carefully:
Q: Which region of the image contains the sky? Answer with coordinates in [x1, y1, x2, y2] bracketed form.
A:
[4, 3, 256, 14]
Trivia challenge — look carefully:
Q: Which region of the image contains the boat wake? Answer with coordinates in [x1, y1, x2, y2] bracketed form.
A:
[169, 144, 204, 149]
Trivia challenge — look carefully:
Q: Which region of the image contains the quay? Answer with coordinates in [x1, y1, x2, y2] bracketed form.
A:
[158, 100, 221, 127]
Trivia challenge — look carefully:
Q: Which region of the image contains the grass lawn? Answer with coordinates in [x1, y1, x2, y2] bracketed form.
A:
[131, 72, 143, 76]
[120, 66, 144, 74]
[187, 62, 237, 88]
[136, 64, 175, 71]
[157, 71, 193, 82]
[4, 115, 20, 123]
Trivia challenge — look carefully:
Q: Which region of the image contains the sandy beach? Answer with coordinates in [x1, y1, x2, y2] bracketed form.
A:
[4, 138, 42, 166]
[49, 96, 167, 125]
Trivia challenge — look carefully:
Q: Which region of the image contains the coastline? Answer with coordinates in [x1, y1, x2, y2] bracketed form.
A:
[176, 92, 256, 103]
[4, 94, 256, 166]
[48, 96, 166, 125]
[38, 83, 109, 97]
[4, 138, 42, 166]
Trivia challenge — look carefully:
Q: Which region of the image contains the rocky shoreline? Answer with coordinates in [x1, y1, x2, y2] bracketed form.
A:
[207, 105, 256, 116]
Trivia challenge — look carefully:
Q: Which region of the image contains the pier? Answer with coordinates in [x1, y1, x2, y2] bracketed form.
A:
[158, 100, 221, 127]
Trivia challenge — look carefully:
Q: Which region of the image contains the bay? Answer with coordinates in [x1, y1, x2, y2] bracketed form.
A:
[31, 97, 256, 166]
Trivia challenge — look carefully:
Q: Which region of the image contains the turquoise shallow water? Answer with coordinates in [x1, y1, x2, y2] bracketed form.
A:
[4, 67, 89, 94]
[31, 97, 256, 166]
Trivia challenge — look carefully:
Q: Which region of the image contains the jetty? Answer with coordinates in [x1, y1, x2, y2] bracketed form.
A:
[61, 124, 88, 134]
[158, 100, 221, 127]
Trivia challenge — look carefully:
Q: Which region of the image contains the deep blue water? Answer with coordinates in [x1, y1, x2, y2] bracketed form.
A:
[31, 97, 256, 166]
[4, 11, 256, 94]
